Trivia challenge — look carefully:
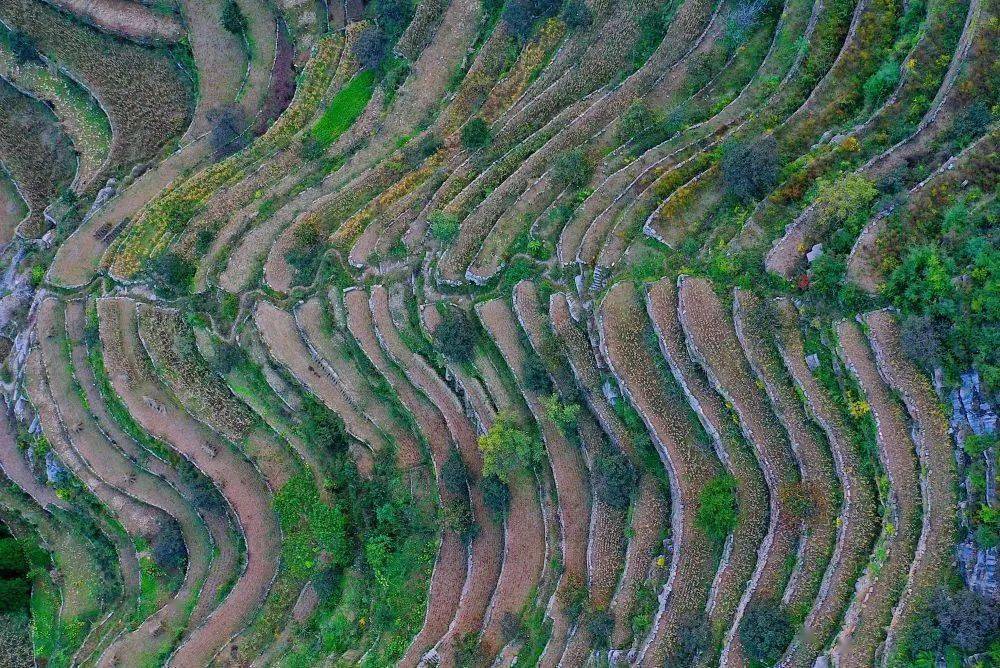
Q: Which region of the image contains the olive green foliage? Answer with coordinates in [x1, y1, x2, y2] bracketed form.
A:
[739, 599, 793, 664]
[221, 0, 248, 36]
[721, 136, 780, 202]
[595, 448, 635, 509]
[429, 210, 461, 242]
[541, 393, 581, 431]
[460, 117, 492, 151]
[478, 411, 542, 482]
[145, 251, 195, 298]
[884, 199, 1000, 387]
[552, 148, 593, 190]
[696, 474, 738, 544]
[522, 354, 552, 393]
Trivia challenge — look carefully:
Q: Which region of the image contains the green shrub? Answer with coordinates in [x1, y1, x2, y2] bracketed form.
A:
[522, 354, 552, 393]
[221, 0, 248, 35]
[552, 148, 593, 190]
[441, 449, 469, 497]
[481, 474, 509, 517]
[435, 310, 477, 362]
[429, 210, 460, 242]
[696, 474, 738, 544]
[595, 449, 636, 509]
[739, 599, 793, 664]
[460, 117, 491, 151]
[721, 136, 779, 202]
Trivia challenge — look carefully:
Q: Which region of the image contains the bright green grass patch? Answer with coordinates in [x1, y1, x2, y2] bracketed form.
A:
[133, 556, 162, 626]
[30, 573, 59, 662]
[312, 70, 376, 147]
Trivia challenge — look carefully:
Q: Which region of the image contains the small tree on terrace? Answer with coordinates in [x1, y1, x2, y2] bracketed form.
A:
[207, 104, 249, 159]
[478, 411, 542, 482]
[435, 310, 477, 362]
[563, 0, 593, 29]
[460, 117, 491, 151]
[721, 135, 779, 201]
[8, 31, 39, 65]
[353, 26, 388, 70]
[221, 0, 248, 36]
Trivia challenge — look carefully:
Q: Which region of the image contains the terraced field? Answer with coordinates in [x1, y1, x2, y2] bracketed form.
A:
[0, 0, 995, 665]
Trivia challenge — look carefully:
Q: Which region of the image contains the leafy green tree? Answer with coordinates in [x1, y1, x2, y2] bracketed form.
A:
[478, 411, 541, 482]
[541, 394, 581, 430]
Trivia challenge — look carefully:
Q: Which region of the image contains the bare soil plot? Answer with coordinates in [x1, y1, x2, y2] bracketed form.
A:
[862, 310, 958, 662]
[42, 0, 183, 43]
[137, 304, 297, 493]
[296, 296, 423, 468]
[178, 0, 250, 141]
[342, 288, 467, 665]
[368, 285, 502, 666]
[677, 276, 802, 666]
[24, 346, 145, 654]
[646, 277, 768, 649]
[833, 319, 921, 667]
[771, 298, 879, 666]
[97, 297, 280, 667]
[535, 288, 629, 614]
[486, 289, 591, 663]
[57, 298, 219, 667]
[602, 283, 722, 657]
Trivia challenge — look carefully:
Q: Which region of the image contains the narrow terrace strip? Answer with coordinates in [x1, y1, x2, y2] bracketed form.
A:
[600, 281, 722, 666]
[474, 299, 548, 661]
[24, 345, 142, 652]
[514, 283, 628, 661]
[677, 276, 803, 666]
[771, 299, 879, 667]
[35, 297, 193, 665]
[97, 297, 281, 667]
[862, 310, 958, 662]
[294, 296, 423, 468]
[253, 300, 394, 458]
[67, 300, 238, 635]
[732, 289, 839, 616]
[646, 277, 769, 658]
[368, 285, 503, 666]
[833, 319, 921, 667]
[342, 288, 466, 666]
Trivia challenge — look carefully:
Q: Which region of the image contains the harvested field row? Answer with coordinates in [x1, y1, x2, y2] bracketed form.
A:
[601, 281, 721, 666]
[97, 296, 280, 667]
[833, 319, 922, 667]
